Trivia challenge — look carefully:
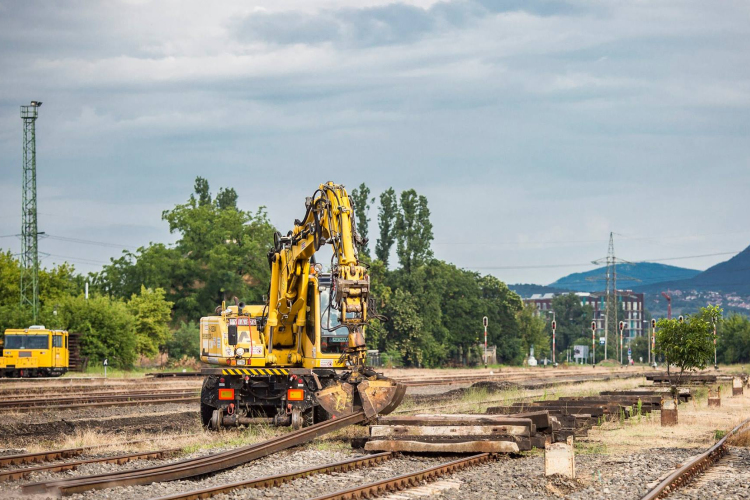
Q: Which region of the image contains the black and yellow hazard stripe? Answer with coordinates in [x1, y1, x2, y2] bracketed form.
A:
[222, 368, 289, 376]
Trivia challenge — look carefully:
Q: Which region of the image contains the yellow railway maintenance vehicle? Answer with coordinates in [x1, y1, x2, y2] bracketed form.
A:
[200, 182, 405, 430]
[0, 326, 69, 378]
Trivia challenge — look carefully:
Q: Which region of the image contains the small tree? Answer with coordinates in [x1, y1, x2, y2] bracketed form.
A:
[654, 305, 721, 395]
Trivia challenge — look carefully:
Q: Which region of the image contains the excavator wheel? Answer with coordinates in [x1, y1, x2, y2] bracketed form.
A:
[200, 402, 215, 429]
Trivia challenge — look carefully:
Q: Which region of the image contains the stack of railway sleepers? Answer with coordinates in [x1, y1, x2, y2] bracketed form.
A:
[364, 414, 535, 453]
[646, 373, 716, 386]
[486, 390, 664, 443]
[600, 389, 692, 403]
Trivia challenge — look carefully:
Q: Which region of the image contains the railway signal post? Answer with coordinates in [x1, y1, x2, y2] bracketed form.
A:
[551, 320, 556, 365]
[650, 318, 656, 366]
[619, 321, 624, 365]
[713, 318, 717, 369]
[591, 320, 596, 366]
[482, 316, 488, 368]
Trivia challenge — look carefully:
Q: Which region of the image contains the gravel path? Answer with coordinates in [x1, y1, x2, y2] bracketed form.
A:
[428, 447, 701, 500]
[0, 436, 720, 500]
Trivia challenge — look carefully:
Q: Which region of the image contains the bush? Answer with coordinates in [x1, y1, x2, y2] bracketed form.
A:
[60, 294, 137, 369]
[166, 321, 200, 360]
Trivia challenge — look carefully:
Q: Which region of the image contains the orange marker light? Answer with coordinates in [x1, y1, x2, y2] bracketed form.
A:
[218, 388, 235, 400]
[287, 389, 305, 401]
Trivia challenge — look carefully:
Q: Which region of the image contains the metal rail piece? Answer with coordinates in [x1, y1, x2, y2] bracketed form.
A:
[24, 411, 366, 496]
[150, 452, 392, 500]
[0, 449, 179, 482]
[308, 453, 493, 500]
[641, 417, 750, 500]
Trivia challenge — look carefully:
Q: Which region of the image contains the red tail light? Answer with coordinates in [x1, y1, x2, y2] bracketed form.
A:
[287, 389, 304, 401]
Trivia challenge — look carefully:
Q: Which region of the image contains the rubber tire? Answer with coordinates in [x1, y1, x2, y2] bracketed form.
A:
[314, 405, 330, 424]
[201, 402, 215, 429]
[302, 408, 314, 428]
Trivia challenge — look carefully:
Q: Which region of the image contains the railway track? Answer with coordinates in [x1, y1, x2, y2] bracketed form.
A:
[150, 452, 393, 500]
[0, 448, 179, 481]
[309, 453, 493, 500]
[0, 391, 200, 412]
[23, 411, 366, 496]
[641, 417, 750, 499]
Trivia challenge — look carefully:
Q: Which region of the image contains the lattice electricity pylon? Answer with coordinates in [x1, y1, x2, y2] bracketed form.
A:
[20, 101, 42, 322]
[587, 232, 639, 361]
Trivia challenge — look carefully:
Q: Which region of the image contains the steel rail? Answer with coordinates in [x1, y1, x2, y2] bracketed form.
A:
[0, 448, 179, 482]
[0, 390, 199, 405]
[0, 434, 202, 468]
[307, 453, 493, 500]
[23, 411, 366, 496]
[149, 452, 393, 500]
[0, 396, 200, 413]
[0, 387, 200, 404]
[0, 447, 84, 467]
[641, 416, 750, 500]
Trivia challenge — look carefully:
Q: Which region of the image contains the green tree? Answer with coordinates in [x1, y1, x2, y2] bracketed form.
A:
[59, 294, 138, 369]
[0, 251, 81, 335]
[351, 183, 374, 257]
[385, 288, 426, 367]
[375, 188, 398, 267]
[550, 293, 593, 355]
[166, 321, 200, 360]
[215, 187, 238, 210]
[394, 189, 434, 273]
[194, 177, 212, 206]
[655, 305, 720, 390]
[93, 178, 275, 322]
[717, 313, 750, 364]
[517, 304, 550, 361]
[128, 285, 174, 357]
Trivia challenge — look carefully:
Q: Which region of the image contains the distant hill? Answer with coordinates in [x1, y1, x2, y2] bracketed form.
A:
[636, 245, 750, 296]
[550, 262, 700, 292]
[508, 283, 569, 298]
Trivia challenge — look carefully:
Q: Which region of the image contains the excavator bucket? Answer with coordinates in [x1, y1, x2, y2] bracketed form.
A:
[357, 379, 406, 419]
[315, 382, 355, 418]
[316, 378, 406, 419]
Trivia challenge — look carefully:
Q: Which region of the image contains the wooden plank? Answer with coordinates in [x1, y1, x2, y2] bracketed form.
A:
[377, 415, 532, 427]
[370, 424, 530, 438]
[365, 439, 522, 454]
[485, 409, 552, 430]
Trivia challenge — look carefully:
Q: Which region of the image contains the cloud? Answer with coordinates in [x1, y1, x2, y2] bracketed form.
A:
[232, 0, 586, 48]
[0, 0, 748, 282]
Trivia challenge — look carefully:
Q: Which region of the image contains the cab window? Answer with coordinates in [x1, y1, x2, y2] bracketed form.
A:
[5, 335, 49, 349]
[319, 286, 347, 354]
[53, 335, 63, 348]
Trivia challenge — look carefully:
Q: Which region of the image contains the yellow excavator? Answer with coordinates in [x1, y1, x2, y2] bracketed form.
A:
[199, 182, 405, 430]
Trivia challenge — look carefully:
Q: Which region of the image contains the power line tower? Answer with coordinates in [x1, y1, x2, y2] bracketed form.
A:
[589, 232, 638, 362]
[20, 101, 43, 322]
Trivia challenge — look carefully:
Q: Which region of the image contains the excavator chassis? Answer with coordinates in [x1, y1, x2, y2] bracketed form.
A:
[200, 368, 405, 431]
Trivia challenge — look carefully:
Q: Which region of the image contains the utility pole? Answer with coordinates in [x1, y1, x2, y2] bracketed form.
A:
[20, 101, 42, 322]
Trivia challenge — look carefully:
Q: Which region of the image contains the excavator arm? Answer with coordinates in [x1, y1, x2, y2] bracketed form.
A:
[264, 182, 403, 418]
[264, 182, 370, 365]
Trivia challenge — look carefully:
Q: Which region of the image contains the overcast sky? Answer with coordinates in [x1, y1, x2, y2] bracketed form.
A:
[0, 0, 748, 286]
